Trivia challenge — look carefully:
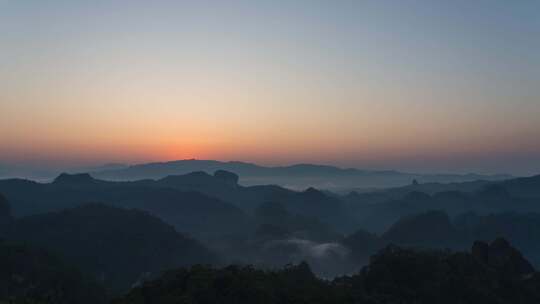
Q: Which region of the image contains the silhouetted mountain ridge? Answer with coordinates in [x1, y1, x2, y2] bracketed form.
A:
[0, 173, 250, 238]
[90, 159, 512, 191]
[344, 174, 540, 233]
[53, 172, 99, 186]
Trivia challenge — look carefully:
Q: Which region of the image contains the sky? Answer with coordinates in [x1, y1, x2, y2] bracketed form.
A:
[1, 0, 539, 175]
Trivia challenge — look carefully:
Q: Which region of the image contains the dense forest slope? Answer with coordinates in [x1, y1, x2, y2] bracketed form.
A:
[113, 238, 540, 304]
[0, 240, 107, 304]
[6, 204, 217, 294]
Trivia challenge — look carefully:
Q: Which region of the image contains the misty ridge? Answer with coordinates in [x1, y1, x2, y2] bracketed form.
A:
[0, 159, 512, 192]
[1, 160, 540, 303]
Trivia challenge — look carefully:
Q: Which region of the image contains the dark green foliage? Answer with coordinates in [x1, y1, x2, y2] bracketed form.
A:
[112, 263, 347, 304]
[455, 212, 540, 266]
[355, 239, 538, 303]
[341, 229, 384, 264]
[472, 238, 535, 278]
[0, 193, 12, 237]
[9, 204, 217, 294]
[0, 240, 107, 304]
[357, 246, 502, 303]
[0, 193, 10, 219]
[114, 239, 540, 304]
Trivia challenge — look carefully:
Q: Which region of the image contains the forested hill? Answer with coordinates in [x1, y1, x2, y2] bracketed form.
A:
[113, 238, 540, 304]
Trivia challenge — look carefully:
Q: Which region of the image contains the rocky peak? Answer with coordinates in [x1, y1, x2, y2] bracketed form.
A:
[213, 170, 239, 186]
[472, 238, 535, 277]
[53, 173, 96, 185]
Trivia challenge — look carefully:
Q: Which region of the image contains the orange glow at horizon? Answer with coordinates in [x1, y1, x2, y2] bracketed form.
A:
[1, 1, 539, 175]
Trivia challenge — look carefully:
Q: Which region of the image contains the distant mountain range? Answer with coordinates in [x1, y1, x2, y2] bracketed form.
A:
[89, 159, 512, 191]
[2, 168, 540, 300]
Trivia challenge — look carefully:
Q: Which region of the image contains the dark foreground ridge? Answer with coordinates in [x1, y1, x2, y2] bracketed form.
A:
[0, 240, 107, 304]
[6, 203, 218, 294]
[112, 238, 540, 304]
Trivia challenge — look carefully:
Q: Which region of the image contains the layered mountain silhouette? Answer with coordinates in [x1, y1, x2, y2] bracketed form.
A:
[0, 173, 249, 238]
[1, 170, 540, 302]
[0, 171, 356, 235]
[342, 207, 540, 269]
[344, 174, 540, 232]
[90, 159, 511, 191]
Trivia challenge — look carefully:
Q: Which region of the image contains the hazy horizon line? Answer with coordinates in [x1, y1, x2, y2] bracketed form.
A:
[0, 157, 522, 178]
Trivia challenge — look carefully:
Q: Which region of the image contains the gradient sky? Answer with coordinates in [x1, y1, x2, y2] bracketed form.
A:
[1, 0, 539, 175]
